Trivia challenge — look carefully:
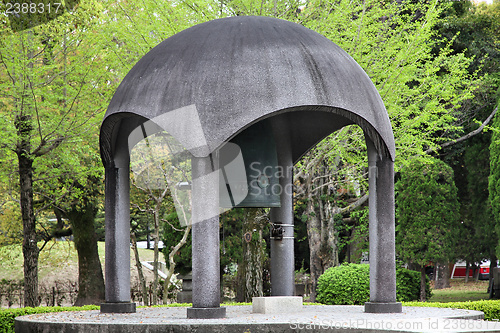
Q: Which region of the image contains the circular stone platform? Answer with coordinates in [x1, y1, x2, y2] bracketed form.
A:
[15, 305, 500, 333]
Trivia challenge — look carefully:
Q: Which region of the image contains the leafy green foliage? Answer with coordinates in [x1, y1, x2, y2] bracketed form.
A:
[162, 210, 192, 276]
[316, 263, 431, 305]
[0, 1, 112, 305]
[396, 267, 432, 302]
[0, 202, 22, 246]
[396, 157, 460, 266]
[104, 0, 479, 170]
[0, 305, 99, 333]
[438, 0, 500, 269]
[160, 207, 249, 276]
[305, 0, 478, 165]
[404, 300, 500, 321]
[490, 105, 500, 256]
[316, 263, 370, 305]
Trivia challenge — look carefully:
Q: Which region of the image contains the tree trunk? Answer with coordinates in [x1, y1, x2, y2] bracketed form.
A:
[465, 262, 470, 283]
[163, 224, 191, 304]
[131, 232, 149, 306]
[321, 198, 339, 270]
[68, 203, 105, 306]
[236, 208, 265, 302]
[16, 116, 39, 308]
[489, 255, 497, 294]
[420, 266, 427, 302]
[434, 262, 450, 289]
[306, 196, 323, 302]
[306, 187, 340, 302]
[151, 204, 161, 305]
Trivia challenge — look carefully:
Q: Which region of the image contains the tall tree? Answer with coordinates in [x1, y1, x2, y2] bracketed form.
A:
[295, 0, 478, 297]
[490, 100, 500, 257]
[63, 175, 105, 306]
[236, 208, 268, 302]
[396, 157, 460, 301]
[24, 127, 106, 306]
[436, 0, 500, 277]
[0, 1, 109, 306]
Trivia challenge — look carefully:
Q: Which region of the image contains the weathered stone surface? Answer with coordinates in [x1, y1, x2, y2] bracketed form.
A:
[99, 16, 399, 316]
[252, 296, 303, 314]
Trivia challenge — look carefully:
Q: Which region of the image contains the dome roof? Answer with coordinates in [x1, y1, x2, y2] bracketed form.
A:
[100, 16, 395, 166]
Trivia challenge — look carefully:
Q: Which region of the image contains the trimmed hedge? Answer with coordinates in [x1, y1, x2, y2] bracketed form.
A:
[404, 300, 500, 321]
[317, 263, 370, 305]
[316, 263, 431, 305]
[0, 305, 99, 333]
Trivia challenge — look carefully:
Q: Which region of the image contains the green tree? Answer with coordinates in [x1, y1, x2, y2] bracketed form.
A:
[161, 210, 192, 276]
[0, 1, 109, 306]
[62, 174, 105, 306]
[295, 0, 478, 298]
[436, 0, 500, 279]
[396, 157, 460, 301]
[42, 140, 106, 306]
[490, 100, 500, 257]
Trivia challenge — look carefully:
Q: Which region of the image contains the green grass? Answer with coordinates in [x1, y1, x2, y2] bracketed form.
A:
[0, 241, 157, 284]
[428, 280, 490, 303]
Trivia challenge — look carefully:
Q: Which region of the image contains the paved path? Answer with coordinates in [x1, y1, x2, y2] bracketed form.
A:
[15, 305, 500, 332]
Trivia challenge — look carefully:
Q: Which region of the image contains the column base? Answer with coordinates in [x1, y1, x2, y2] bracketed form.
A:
[364, 302, 402, 313]
[100, 302, 136, 313]
[187, 307, 226, 319]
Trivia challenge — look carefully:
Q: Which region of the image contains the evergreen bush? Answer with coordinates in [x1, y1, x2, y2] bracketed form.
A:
[316, 263, 431, 305]
[0, 305, 99, 333]
[316, 263, 370, 305]
[396, 267, 432, 301]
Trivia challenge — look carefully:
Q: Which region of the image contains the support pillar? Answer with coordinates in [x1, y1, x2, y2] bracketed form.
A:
[187, 155, 226, 319]
[364, 139, 401, 313]
[270, 118, 294, 296]
[101, 165, 136, 313]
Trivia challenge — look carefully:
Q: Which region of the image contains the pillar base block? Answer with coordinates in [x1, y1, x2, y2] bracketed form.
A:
[252, 296, 302, 314]
[100, 302, 136, 313]
[187, 307, 226, 319]
[364, 302, 402, 313]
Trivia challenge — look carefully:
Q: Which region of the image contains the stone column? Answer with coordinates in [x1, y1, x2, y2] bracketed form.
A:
[270, 118, 295, 296]
[101, 138, 136, 313]
[364, 139, 402, 313]
[187, 155, 226, 319]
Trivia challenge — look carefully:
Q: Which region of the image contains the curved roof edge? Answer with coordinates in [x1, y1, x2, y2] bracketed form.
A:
[100, 16, 395, 166]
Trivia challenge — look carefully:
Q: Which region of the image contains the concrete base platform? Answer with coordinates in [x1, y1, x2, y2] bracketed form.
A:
[15, 305, 500, 333]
